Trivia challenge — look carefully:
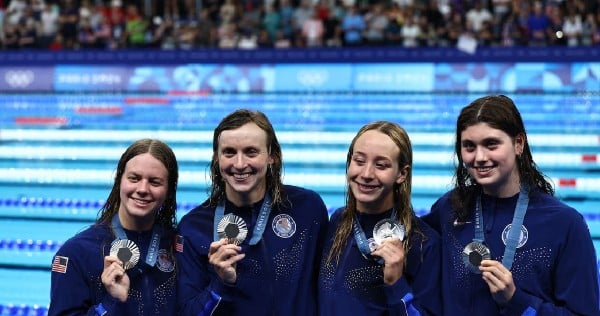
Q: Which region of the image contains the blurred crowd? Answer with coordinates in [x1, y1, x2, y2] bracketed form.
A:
[0, 0, 599, 50]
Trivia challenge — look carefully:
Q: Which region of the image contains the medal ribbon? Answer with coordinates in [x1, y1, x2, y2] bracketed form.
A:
[474, 184, 529, 270]
[352, 209, 397, 260]
[213, 193, 273, 246]
[111, 213, 162, 267]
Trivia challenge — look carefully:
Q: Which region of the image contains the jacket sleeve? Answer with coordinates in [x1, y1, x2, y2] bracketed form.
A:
[48, 242, 126, 316]
[502, 213, 600, 316]
[176, 229, 237, 316]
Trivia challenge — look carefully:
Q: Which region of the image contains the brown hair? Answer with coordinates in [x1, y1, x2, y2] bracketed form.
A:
[326, 121, 420, 265]
[451, 95, 553, 220]
[97, 138, 179, 230]
[206, 109, 285, 208]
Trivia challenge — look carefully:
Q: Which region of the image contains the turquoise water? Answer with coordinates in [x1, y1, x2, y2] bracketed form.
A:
[1, 92, 599, 310]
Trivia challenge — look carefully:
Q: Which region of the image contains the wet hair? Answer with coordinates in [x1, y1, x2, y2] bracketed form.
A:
[326, 121, 420, 265]
[97, 138, 179, 230]
[451, 95, 554, 219]
[207, 109, 285, 208]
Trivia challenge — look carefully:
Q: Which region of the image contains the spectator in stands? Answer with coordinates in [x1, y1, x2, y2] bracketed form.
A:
[105, 0, 125, 49]
[48, 138, 179, 316]
[176, 20, 198, 49]
[123, 3, 147, 48]
[91, 9, 112, 48]
[445, 9, 466, 46]
[491, 0, 511, 23]
[194, 7, 216, 47]
[38, 1, 59, 48]
[423, 0, 449, 46]
[237, 27, 258, 49]
[0, 7, 4, 47]
[273, 28, 292, 47]
[257, 27, 275, 47]
[176, 109, 329, 315]
[563, 8, 583, 46]
[262, 3, 281, 42]
[5, 0, 27, 26]
[279, 0, 295, 42]
[318, 121, 442, 315]
[581, 11, 600, 46]
[57, 0, 78, 49]
[149, 16, 176, 49]
[546, 4, 566, 46]
[465, 0, 493, 34]
[219, 0, 238, 26]
[16, 5, 38, 48]
[78, 16, 97, 48]
[301, 7, 324, 47]
[422, 95, 600, 315]
[383, 11, 402, 46]
[401, 15, 421, 47]
[341, 4, 365, 46]
[47, 31, 63, 49]
[2, 21, 19, 49]
[1, 0, 598, 49]
[500, 7, 528, 46]
[238, 1, 261, 43]
[526, 1, 551, 46]
[363, 3, 388, 45]
[217, 21, 239, 48]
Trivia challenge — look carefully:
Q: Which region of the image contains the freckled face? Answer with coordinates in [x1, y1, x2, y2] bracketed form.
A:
[460, 123, 523, 197]
[118, 153, 169, 230]
[347, 130, 407, 213]
[217, 123, 274, 206]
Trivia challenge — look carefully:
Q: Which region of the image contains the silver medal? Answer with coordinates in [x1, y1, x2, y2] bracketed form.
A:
[462, 241, 491, 274]
[217, 214, 248, 245]
[373, 218, 405, 245]
[110, 239, 140, 270]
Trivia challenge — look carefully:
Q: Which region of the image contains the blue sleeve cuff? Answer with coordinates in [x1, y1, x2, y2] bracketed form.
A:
[96, 296, 124, 315]
[197, 291, 222, 316]
[502, 287, 539, 316]
[95, 303, 107, 316]
[385, 276, 411, 306]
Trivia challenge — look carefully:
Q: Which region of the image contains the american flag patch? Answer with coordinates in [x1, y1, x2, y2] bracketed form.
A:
[175, 235, 184, 253]
[52, 256, 69, 273]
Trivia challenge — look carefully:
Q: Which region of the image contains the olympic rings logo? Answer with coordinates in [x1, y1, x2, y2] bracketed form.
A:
[296, 70, 329, 87]
[4, 70, 35, 88]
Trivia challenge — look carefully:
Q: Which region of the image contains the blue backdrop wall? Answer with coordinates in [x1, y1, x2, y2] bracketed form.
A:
[0, 47, 598, 93]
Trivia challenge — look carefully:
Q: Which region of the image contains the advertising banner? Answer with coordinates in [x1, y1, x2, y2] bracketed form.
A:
[353, 64, 435, 92]
[0, 67, 54, 91]
[53, 66, 131, 91]
[273, 65, 352, 92]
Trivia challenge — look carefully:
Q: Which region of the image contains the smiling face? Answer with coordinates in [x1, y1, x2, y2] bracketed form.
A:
[118, 152, 169, 231]
[217, 122, 274, 206]
[347, 130, 408, 213]
[460, 122, 524, 197]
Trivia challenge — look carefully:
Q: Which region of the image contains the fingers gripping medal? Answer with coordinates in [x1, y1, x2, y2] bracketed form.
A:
[217, 214, 248, 245]
[110, 239, 140, 270]
[462, 241, 491, 274]
[373, 219, 405, 245]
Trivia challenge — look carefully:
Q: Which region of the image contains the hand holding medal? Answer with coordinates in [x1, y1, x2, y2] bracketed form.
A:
[208, 238, 246, 284]
[370, 218, 407, 285]
[103, 241, 139, 302]
[210, 214, 249, 284]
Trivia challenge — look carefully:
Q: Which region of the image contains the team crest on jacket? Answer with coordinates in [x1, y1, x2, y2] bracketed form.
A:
[272, 214, 296, 238]
[156, 249, 175, 272]
[501, 224, 529, 248]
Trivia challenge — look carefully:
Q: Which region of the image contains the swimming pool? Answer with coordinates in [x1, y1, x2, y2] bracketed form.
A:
[1, 92, 599, 312]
